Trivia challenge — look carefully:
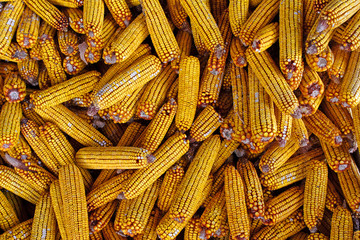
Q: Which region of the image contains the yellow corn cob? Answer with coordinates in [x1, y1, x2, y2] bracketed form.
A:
[168, 135, 220, 223]
[3, 72, 26, 103]
[316, 0, 360, 33]
[352, 103, 360, 154]
[0, 102, 21, 151]
[341, 10, 360, 51]
[0, 165, 41, 204]
[63, 54, 87, 76]
[175, 56, 200, 131]
[59, 164, 89, 240]
[303, 0, 317, 36]
[180, 0, 224, 55]
[262, 186, 304, 225]
[83, 45, 101, 64]
[166, 0, 188, 31]
[91, 169, 117, 191]
[35, 104, 112, 147]
[58, 29, 79, 56]
[21, 101, 45, 126]
[30, 192, 57, 240]
[328, 44, 350, 83]
[216, 89, 233, 117]
[0, 62, 17, 77]
[156, 176, 213, 240]
[230, 37, 247, 67]
[253, 210, 306, 239]
[91, 55, 161, 112]
[184, 216, 202, 240]
[103, 14, 149, 64]
[237, 160, 265, 219]
[252, 22, 279, 53]
[275, 107, 293, 147]
[114, 179, 160, 236]
[7, 135, 32, 160]
[205, 164, 228, 207]
[307, 233, 330, 240]
[221, 61, 233, 91]
[171, 30, 192, 72]
[142, 0, 180, 64]
[300, 66, 325, 99]
[92, 14, 119, 51]
[40, 38, 67, 85]
[330, 204, 353, 239]
[89, 200, 118, 233]
[0, 218, 33, 239]
[0, 0, 25, 55]
[224, 165, 250, 239]
[157, 158, 187, 212]
[166, 77, 179, 101]
[239, 0, 279, 46]
[318, 208, 332, 236]
[100, 121, 125, 146]
[16, 7, 40, 49]
[0, 191, 19, 231]
[17, 57, 39, 86]
[83, 0, 104, 50]
[117, 122, 146, 146]
[102, 222, 127, 240]
[249, 65, 277, 143]
[121, 132, 189, 200]
[189, 105, 223, 142]
[137, 100, 177, 152]
[289, 232, 310, 240]
[31, 71, 100, 109]
[137, 65, 177, 120]
[211, 140, 240, 174]
[298, 92, 324, 116]
[76, 146, 154, 169]
[104, 0, 131, 28]
[229, 0, 249, 38]
[338, 159, 360, 213]
[259, 134, 300, 174]
[303, 109, 343, 146]
[133, 208, 161, 240]
[47, 0, 83, 7]
[69, 92, 94, 108]
[322, 101, 353, 137]
[0, 42, 28, 63]
[86, 170, 134, 211]
[38, 21, 56, 41]
[306, 17, 335, 55]
[64, 8, 85, 34]
[2, 190, 25, 223]
[24, 0, 68, 31]
[304, 160, 328, 232]
[246, 49, 301, 117]
[30, 43, 41, 60]
[326, 180, 342, 212]
[306, 46, 334, 72]
[260, 148, 324, 190]
[198, 64, 225, 107]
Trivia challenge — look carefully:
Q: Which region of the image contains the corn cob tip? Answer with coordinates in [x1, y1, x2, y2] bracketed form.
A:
[277, 138, 287, 148]
[316, 18, 328, 33]
[252, 40, 261, 52]
[87, 105, 100, 116]
[291, 107, 302, 119]
[335, 135, 343, 145]
[117, 192, 126, 200]
[340, 43, 352, 52]
[261, 164, 270, 173]
[7, 89, 21, 102]
[308, 84, 322, 98]
[147, 154, 156, 163]
[310, 226, 318, 234]
[104, 52, 117, 64]
[306, 43, 318, 55]
[20, 118, 29, 125]
[214, 44, 225, 59]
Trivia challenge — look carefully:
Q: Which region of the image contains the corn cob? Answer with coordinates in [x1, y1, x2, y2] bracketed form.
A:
[59, 164, 89, 240]
[216, 89, 233, 117]
[117, 122, 146, 147]
[0, 0, 25, 55]
[322, 101, 353, 137]
[239, 0, 279, 46]
[230, 37, 247, 67]
[21, 101, 45, 126]
[30, 192, 57, 240]
[58, 29, 79, 56]
[86, 170, 134, 211]
[38, 21, 56, 41]
[83, 0, 104, 50]
[40, 38, 67, 85]
[316, 0, 360, 33]
[35, 104, 112, 147]
[133, 208, 160, 240]
[253, 210, 306, 239]
[205, 164, 228, 208]
[306, 17, 335, 55]
[114, 179, 160, 236]
[303, 110, 342, 146]
[298, 92, 324, 116]
[189, 105, 223, 142]
[91, 169, 117, 190]
[300, 66, 325, 99]
[91, 55, 161, 112]
[318, 208, 332, 236]
[104, 0, 131, 29]
[121, 132, 189, 200]
[237, 160, 265, 219]
[303, 0, 317, 36]
[339, 51, 360, 108]
[338, 159, 360, 213]
[16, 7, 39, 49]
[175, 56, 200, 131]
[328, 44, 350, 83]
[330, 203, 353, 239]
[252, 22, 279, 53]
[0, 190, 19, 231]
[171, 30, 192, 72]
[259, 135, 300, 174]
[211, 139, 240, 173]
[340, 10, 360, 51]
[2, 190, 26, 222]
[7, 135, 32, 160]
[64, 8, 85, 34]
[249, 65, 277, 143]
[191, 23, 207, 56]
[167, 77, 179, 100]
[166, 0, 188, 31]
[17, 58, 39, 86]
[168, 135, 220, 223]
[0, 165, 41, 204]
[275, 107, 293, 147]
[84, 45, 102, 64]
[184, 216, 202, 240]
[102, 222, 127, 240]
[91, 14, 118, 51]
[30, 43, 42, 60]
[229, 0, 249, 38]
[221, 62, 233, 91]
[0, 102, 21, 151]
[306, 46, 334, 72]
[198, 65, 224, 107]
[0, 62, 17, 77]
[63, 54, 87, 76]
[157, 158, 187, 212]
[100, 121, 125, 146]
[89, 200, 118, 233]
[3, 72, 26, 103]
[304, 160, 328, 232]
[326, 180, 342, 212]
[0, 42, 28, 63]
[0, 218, 33, 240]
[246, 49, 301, 117]
[103, 14, 149, 64]
[260, 148, 324, 190]
[307, 233, 330, 240]
[262, 186, 304, 225]
[137, 65, 177, 120]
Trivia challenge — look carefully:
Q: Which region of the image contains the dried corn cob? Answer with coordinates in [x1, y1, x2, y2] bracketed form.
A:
[83, 0, 104, 50]
[21, 101, 45, 126]
[0, 42, 28, 63]
[275, 107, 293, 147]
[29, 43, 42, 60]
[0, 102, 21, 151]
[328, 44, 350, 83]
[16, 7, 40, 49]
[340, 10, 360, 51]
[167, 0, 188, 31]
[252, 22, 279, 53]
[198, 66, 224, 107]
[338, 159, 360, 213]
[326, 180, 342, 212]
[0, 190, 19, 231]
[104, 0, 131, 28]
[211, 139, 240, 173]
[230, 37, 247, 67]
[2, 190, 26, 223]
[171, 30, 192, 72]
[322, 101, 353, 136]
[64, 8, 85, 34]
[306, 18, 335, 55]
[84, 45, 102, 64]
[298, 92, 324, 116]
[89, 200, 118, 233]
[184, 216, 202, 240]
[117, 122, 146, 147]
[229, 0, 249, 38]
[300, 66, 325, 99]
[17, 58, 39, 86]
[0, 218, 33, 240]
[58, 29, 79, 56]
[137, 65, 177, 120]
[7, 135, 32, 160]
[63, 54, 87, 75]
[330, 204, 353, 239]
[306, 46, 334, 72]
[3, 72, 26, 103]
